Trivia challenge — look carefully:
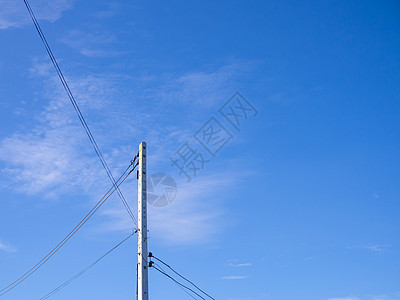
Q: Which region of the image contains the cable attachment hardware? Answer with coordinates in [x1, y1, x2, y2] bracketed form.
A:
[130, 151, 139, 166]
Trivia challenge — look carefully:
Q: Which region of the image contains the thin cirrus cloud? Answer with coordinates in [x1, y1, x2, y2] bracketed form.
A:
[147, 174, 235, 245]
[361, 244, 390, 252]
[0, 56, 250, 244]
[0, 58, 247, 197]
[58, 29, 124, 58]
[327, 292, 400, 299]
[0, 0, 74, 30]
[149, 61, 255, 108]
[0, 59, 130, 197]
[229, 263, 252, 267]
[348, 244, 391, 253]
[0, 240, 16, 253]
[97, 172, 236, 245]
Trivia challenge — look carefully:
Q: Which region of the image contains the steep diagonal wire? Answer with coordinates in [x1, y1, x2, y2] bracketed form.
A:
[151, 265, 206, 300]
[0, 161, 136, 297]
[22, 0, 137, 227]
[39, 231, 136, 300]
[152, 255, 215, 300]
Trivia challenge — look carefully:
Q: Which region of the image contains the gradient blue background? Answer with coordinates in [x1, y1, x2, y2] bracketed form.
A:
[0, 1, 399, 299]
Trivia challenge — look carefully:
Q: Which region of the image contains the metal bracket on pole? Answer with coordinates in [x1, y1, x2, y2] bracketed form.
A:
[137, 142, 148, 300]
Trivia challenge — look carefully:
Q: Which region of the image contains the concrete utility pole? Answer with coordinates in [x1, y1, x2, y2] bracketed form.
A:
[137, 142, 149, 300]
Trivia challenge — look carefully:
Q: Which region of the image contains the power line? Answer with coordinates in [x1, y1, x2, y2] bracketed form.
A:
[153, 262, 198, 300]
[0, 161, 135, 296]
[0, 160, 136, 297]
[149, 253, 215, 300]
[150, 265, 206, 300]
[22, 0, 137, 228]
[39, 231, 136, 300]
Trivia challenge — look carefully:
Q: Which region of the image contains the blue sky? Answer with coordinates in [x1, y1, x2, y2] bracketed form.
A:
[0, 0, 399, 299]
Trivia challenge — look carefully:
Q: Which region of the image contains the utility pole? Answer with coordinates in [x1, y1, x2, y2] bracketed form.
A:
[137, 142, 149, 300]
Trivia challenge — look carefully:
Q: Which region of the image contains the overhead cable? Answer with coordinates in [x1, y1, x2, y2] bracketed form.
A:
[0, 160, 136, 297]
[22, 0, 137, 227]
[39, 231, 136, 299]
[150, 265, 206, 300]
[149, 253, 215, 300]
[153, 262, 198, 300]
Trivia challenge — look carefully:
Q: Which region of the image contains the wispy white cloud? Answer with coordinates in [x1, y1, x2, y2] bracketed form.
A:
[370, 292, 400, 300]
[303, 256, 315, 261]
[0, 240, 16, 253]
[326, 293, 400, 300]
[92, 2, 122, 19]
[0, 130, 92, 196]
[90, 88, 251, 242]
[222, 276, 249, 280]
[363, 245, 390, 252]
[150, 61, 254, 108]
[148, 175, 230, 245]
[349, 244, 390, 253]
[59, 29, 124, 58]
[98, 172, 236, 245]
[229, 262, 252, 267]
[0, 0, 74, 30]
[0, 59, 131, 197]
[0, 56, 253, 244]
